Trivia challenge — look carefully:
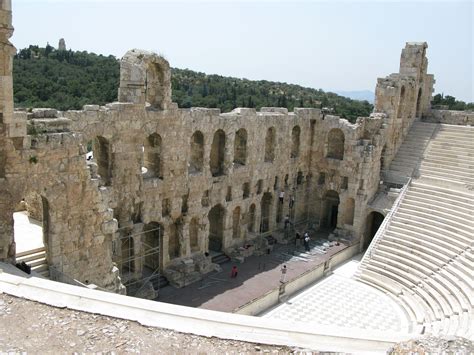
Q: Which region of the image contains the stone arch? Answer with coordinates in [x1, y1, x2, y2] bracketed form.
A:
[143, 222, 163, 270]
[168, 221, 182, 260]
[415, 87, 423, 118]
[364, 211, 385, 249]
[94, 136, 112, 186]
[291, 125, 301, 158]
[189, 217, 200, 252]
[248, 203, 256, 232]
[208, 204, 225, 252]
[264, 127, 276, 162]
[260, 192, 273, 233]
[232, 206, 241, 239]
[397, 85, 406, 118]
[143, 133, 162, 179]
[322, 190, 340, 230]
[210, 129, 226, 177]
[118, 50, 171, 110]
[189, 131, 204, 174]
[233, 128, 247, 167]
[344, 198, 355, 225]
[326, 129, 345, 160]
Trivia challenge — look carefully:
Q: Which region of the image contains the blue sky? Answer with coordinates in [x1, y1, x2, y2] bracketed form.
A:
[11, 0, 473, 102]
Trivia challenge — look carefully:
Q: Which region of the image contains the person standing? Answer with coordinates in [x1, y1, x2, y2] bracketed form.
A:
[280, 265, 287, 283]
[304, 232, 310, 252]
[230, 265, 238, 278]
[295, 231, 301, 249]
[284, 214, 290, 229]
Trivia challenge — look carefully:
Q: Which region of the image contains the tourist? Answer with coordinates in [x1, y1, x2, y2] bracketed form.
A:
[230, 265, 238, 278]
[289, 195, 295, 209]
[280, 265, 287, 283]
[295, 231, 301, 248]
[284, 214, 290, 229]
[304, 232, 310, 252]
[279, 190, 285, 204]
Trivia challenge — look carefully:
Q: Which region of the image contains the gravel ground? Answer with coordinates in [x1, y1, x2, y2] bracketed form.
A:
[0, 293, 312, 354]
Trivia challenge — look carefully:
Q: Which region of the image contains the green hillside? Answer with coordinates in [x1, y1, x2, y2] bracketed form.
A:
[13, 45, 375, 122]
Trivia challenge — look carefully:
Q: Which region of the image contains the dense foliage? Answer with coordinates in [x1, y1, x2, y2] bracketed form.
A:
[14, 45, 374, 121]
[431, 93, 474, 111]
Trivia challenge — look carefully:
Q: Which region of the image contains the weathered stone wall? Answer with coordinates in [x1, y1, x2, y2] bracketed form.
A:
[0, 5, 445, 293]
[424, 109, 474, 125]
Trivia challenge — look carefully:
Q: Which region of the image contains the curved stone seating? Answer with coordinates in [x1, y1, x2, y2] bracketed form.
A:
[356, 124, 473, 338]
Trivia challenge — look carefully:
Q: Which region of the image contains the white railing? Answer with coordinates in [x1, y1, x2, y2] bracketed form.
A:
[358, 178, 412, 269]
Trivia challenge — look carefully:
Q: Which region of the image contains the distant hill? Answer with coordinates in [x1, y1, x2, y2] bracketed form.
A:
[13, 45, 374, 122]
[335, 90, 375, 104]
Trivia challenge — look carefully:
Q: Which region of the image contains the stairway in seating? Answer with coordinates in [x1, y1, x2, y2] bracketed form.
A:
[383, 121, 437, 184]
[355, 123, 474, 339]
[15, 246, 49, 278]
[150, 274, 169, 289]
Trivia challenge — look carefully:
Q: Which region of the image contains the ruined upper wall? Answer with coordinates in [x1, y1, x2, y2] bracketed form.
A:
[118, 49, 173, 110]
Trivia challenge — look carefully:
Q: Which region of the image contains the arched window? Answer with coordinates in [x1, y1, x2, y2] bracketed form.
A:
[233, 128, 247, 167]
[232, 206, 241, 239]
[264, 127, 276, 162]
[94, 136, 112, 186]
[169, 221, 182, 260]
[397, 85, 406, 118]
[189, 131, 204, 174]
[291, 125, 301, 158]
[260, 192, 273, 232]
[189, 218, 199, 252]
[326, 129, 345, 160]
[415, 88, 422, 118]
[210, 130, 226, 176]
[143, 133, 162, 179]
[344, 198, 355, 225]
[146, 62, 166, 109]
[248, 204, 256, 232]
[208, 204, 226, 252]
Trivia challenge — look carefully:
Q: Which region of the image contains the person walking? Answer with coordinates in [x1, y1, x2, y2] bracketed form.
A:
[230, 265, 238, 278]
[280, 265, 287, 283]
[295, 231, 301, 248]
[279, 190, 285, 204]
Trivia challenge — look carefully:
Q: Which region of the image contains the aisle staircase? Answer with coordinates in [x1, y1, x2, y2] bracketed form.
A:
[15, 246, 49, 278]
[355, 123, 474, 339]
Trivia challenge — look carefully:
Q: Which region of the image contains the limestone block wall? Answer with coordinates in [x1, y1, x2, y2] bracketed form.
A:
[424, 109, 474, 125]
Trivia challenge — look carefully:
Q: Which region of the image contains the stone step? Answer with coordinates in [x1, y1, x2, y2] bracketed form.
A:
[402, 198, 472, 220]
[426, 147, 474, 159]
[16, 250, 46, 263]
[419, 164, 474, 177]
[405, 191, 472, 211]
[395, 211, 472, 241]
[211, 253, 231, 265]
[398, 205, 473, 231]
[417, 170, 474, 184]
[388, 222, 465, 252]
[410, 182, 473, 200]
[362, 261, 440, 322]
[421, 158, 473, 170]
[16, 246, 46, 259]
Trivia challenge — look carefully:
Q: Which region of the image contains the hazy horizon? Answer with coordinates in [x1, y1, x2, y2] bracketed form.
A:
[11, 0, 473, 102]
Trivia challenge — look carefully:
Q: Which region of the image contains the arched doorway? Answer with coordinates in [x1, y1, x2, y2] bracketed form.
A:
[247, 203, 256, 232]
[260, 192, 272, 233]
[168, 221, 182, 260]
[208, 204, 225, 252]
[344, 198, 355, 225]
[189, 218, 200, 252]
[232, 206, 241, 239]
[322, 190, 339, 230]
[364, 211, 385, 249]
[143, 222, 162, 271]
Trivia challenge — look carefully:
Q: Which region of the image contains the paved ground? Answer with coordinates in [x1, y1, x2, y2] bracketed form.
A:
[262, 256, 410, 333]
[158, 230, 348, 312]
[13, 211, 44, 254]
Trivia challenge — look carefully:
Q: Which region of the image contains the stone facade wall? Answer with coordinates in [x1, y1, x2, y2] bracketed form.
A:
[424, 109, 474, 125]
[0, 6, 446, 293]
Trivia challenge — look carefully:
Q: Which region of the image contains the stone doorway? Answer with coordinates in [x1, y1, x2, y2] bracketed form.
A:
[143, 222, 163, 271]
[322, 190, 339, 230]
[364, 211, 385, 249]
[260, 192, 273, 233]
[208, 204, 225, 252]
